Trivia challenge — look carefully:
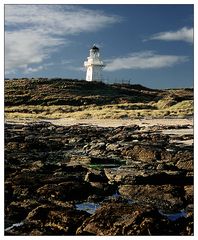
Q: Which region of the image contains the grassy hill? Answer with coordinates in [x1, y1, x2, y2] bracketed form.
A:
[5, 78, 193, 120]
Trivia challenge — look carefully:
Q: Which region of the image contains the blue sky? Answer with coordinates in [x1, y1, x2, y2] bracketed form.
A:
[5, 4, 193, 88]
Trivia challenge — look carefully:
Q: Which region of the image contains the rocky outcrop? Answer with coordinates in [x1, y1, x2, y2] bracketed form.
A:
[36, 181, 92, 201]
[122, 144, 161, 162]
[6, 203, 90, 235]
[118, 184, 185, 211]
[104, 168, 192, 185]
[5, 121, 193, 235]
[76, 203, 192, 235]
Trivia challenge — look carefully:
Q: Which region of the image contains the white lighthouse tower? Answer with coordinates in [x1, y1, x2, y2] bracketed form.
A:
[84, 45, 105, 82]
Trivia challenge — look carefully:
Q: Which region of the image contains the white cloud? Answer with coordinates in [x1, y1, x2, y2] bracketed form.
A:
[5, 5, 119, 35]
[148, 27, 193, 43]
[5, 29, 64, 73]
[104, 51, 188, 71]
[24, 66, 44, 74]
[23, 63, 56, 74]
[5, 5, 120, 74]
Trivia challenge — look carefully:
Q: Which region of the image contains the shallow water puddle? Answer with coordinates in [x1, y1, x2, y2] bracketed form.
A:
[76, 202, 101, 214]
[159, 209, 187, 221]
[89, 163, 122, 169]
[5, 221, 24, 232]
[76, 191, 135, 215]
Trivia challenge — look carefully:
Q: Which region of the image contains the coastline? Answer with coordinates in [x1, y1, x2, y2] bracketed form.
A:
[5, 117, 193, 128]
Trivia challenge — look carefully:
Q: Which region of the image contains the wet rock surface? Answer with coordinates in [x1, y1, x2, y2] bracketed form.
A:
[5, 121, 193, 235]
[76, 203, 192, 236]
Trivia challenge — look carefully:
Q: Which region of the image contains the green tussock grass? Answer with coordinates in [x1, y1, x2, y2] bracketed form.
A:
[5, 100, 193, 121]
[169, 100, 193, 110]
[5, 79, 193, 121]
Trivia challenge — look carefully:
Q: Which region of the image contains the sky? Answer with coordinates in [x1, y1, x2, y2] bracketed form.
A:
[4, 4, 194, 89]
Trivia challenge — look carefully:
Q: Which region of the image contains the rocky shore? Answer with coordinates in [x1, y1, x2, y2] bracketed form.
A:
[4, 120, 193, 235]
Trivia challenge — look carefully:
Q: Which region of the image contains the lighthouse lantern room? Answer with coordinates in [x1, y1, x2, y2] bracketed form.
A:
[84, 45, 105, 82]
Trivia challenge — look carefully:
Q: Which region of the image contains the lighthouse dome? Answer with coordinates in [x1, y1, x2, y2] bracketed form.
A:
[91, 45, 99, 51]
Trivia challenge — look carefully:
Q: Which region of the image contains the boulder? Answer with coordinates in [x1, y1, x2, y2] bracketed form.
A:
[184, 185, 193, 204]
[76, 203, 175, 235]
[6, 204, 90, 235]
[84, 169, 117, 196]
[85, 169, 108, 183]
[118, 184, 185, 211]
[5, 200, 39, 228]
[176, 159, 193, 171]
[106, 143, 121, 152]
[36, 181, 92, 201]
[123, 144, 161, 162]
[104, 168, 192, 185]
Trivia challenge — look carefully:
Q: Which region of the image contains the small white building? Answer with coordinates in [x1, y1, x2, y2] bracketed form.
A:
[84, 45, 105, 82]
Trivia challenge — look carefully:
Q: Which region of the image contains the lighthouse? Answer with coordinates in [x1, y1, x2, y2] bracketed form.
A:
[84, 45, 105, 82]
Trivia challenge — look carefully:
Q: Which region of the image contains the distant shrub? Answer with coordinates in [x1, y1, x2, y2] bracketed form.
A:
[156, 97, 177, 109]
[170, 100, 193, 110]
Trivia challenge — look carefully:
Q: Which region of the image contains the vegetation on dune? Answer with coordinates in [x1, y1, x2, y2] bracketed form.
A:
[5, 78, 193, 120]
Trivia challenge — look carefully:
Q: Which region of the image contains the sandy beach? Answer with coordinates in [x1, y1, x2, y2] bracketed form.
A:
[47, 117, 193, 128]
[6, 117, 193, 128]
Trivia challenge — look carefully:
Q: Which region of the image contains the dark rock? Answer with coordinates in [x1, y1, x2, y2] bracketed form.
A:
[76, 203, 176, 235]
[4, 121, 193, 235]
[12, 171, 43, 187]
[5, 182, 13, 206]
[133, 170, 193, 185]
[176, 159, 193, 171]
[91, 141, 106, 150]
[36, 181, 92, 201]
[106, 143, 121, 152]
[90, 156, 122, 165]
[159, 146, 193, 164]
[89, 182, 116, 196]
[84, 169, 117, 196]
[6, 141, 18, 150]
[32, 160, 44, 168]
[184, 185, 193, 204]
[156, 162, 178, 171]
[105, 168, 193, 185]
[69, 156, 92, 165]
[87, 194, 105, 203]
[6, 203, 90, 235]
[26, 204, 51, 223]
[85, 169, 108, 183]
[5, 200, 39, 228]
[88, 149, 104, 156]
[12, 186, 32, 201]
[123, 144, 161, 162]
[118, 184, 186, 211]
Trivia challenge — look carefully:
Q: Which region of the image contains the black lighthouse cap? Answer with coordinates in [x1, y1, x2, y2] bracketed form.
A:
[91, 45, 99, 51]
